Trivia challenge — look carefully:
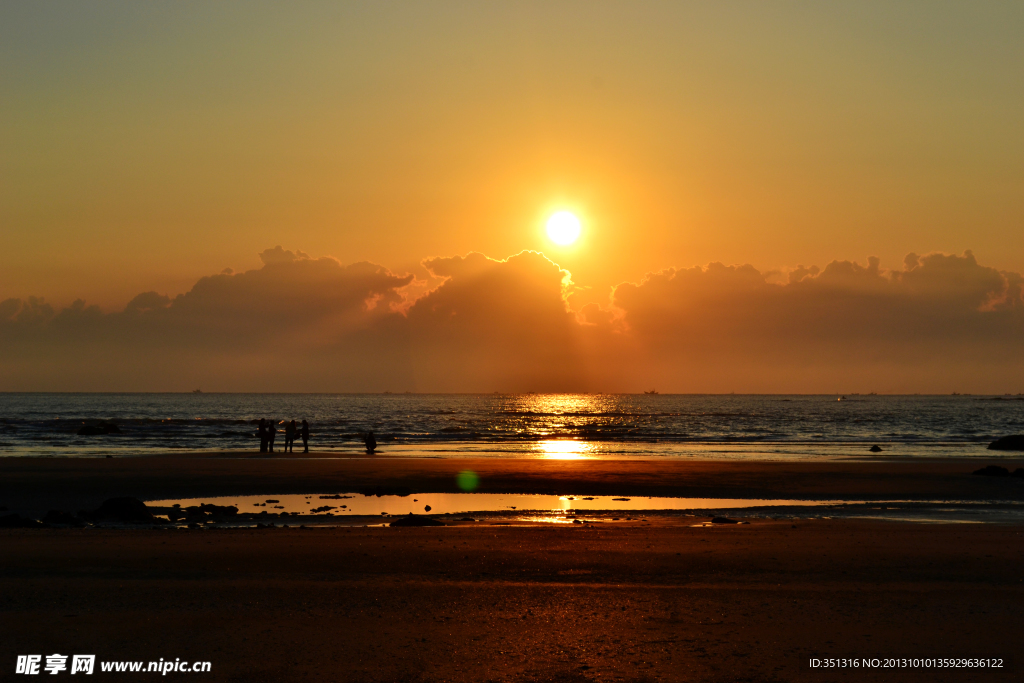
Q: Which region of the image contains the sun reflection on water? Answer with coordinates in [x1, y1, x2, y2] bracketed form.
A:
[512, 394, 606, 458]
[535, 439, 592, 459]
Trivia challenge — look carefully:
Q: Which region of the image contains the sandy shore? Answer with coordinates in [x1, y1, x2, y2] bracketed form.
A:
[2, 454, 1024, 515]
[2, 520, 1021, 682]
[3, 455, 1022, 681]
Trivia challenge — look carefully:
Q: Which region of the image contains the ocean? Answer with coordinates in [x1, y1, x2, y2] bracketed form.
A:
[1, 393, 1022, 460]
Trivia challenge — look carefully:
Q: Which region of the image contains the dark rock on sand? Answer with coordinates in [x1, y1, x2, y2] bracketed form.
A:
[0, 513, 44, 528]
[76, 423, 121, 436]
[987, 435, 1024, 451]
[200, 504, 238, 516]
[973, 465, 1010, 477]
[869, 445, 883, 453]
[84, 497, 154, 523]
[711, 516, 740, 524]
[43, 510, 81, 526]
[390, 514, 445, 527]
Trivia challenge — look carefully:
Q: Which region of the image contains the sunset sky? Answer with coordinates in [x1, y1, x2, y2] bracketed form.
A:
[2, 2, 1023, 392]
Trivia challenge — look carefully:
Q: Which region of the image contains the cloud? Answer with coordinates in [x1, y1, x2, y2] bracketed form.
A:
[1, 247, 1022, 392]
[605, 250, 1024, 391]
[404, 251, 586, 391]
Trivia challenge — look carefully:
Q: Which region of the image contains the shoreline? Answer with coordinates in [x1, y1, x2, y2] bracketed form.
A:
[0, 440, 1012, 460]
[3, 454, 1022, 517]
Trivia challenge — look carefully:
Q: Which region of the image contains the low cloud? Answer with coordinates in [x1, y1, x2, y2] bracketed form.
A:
[1, 248, 1022, 392]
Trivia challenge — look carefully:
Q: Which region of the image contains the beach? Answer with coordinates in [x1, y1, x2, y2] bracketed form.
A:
[3, 453, 1024, 515]
[2, 454, 1023, 681]
[2, 520, 1021, 682]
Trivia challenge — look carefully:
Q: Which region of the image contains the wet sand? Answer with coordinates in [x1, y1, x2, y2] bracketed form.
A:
[2, 453, 1024, 514]
[2, 520, 1022, 682]
[3, 455, 1023, 681]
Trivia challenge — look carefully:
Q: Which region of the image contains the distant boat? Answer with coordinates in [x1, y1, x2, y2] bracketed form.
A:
[644, 390, 659, 395]
[192, 389, 202, 394]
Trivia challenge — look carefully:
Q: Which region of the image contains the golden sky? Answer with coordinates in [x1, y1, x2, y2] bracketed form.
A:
[2, 3, 1023, 391]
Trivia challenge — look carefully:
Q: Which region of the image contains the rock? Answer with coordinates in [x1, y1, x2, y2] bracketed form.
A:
[199, 503, 238, 517]
[987, 435, 1024, 451]
[0, 513, 44, 528]
[612, 498, 630, 501]
[389, 514, 445, 527]
[424, 505, 431, 512]
[76, 422, 121, 436]
[459, 517, 476, 522]
[711, 516, 739, 524]
[87, 497, 154, 523]
[43, 510, 80, 525]
[869, 445, 883, 453]
[265, 499, 280, 503]
[973, 465, 1010, 477]
[572, 519, 582, 524]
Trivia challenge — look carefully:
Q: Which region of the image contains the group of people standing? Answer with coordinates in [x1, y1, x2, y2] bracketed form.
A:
[257, 418, 308, 453]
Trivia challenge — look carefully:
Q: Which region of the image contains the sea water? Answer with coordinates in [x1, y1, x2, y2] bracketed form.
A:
[1, 392, 1022, 458]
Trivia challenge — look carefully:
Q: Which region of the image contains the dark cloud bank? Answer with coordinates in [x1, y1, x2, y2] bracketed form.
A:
[2, 247, 1023, 393]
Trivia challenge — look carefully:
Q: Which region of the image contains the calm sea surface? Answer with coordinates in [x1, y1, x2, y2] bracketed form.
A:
[1, 393, 1022, 460]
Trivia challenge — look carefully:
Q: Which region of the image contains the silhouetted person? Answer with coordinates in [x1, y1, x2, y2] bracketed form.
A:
[268, 420, 277, 453]
[257, 418, 268, 453]
[364, 430, 377, 453]
[300, 420, 309, 453]
[285, 420, 297, 453]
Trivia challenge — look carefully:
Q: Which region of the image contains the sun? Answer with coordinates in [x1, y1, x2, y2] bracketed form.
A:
[546, 211, 581, 246]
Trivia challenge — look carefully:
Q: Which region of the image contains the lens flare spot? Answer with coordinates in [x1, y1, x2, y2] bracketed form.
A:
[456, 470, 480, 491]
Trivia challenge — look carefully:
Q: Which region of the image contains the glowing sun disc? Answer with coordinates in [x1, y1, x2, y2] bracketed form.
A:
[546, 211, 581, 245]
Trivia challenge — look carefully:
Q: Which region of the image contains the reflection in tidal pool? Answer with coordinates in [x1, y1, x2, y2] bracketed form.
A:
[146, 492, 846, 518]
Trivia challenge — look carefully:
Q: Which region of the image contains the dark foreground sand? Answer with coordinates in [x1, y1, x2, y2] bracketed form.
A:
[3, 455, 1023, 682]
[2, 521, 1022, 683]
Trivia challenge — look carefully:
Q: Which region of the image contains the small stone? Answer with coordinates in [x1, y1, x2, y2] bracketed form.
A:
[973, 465, 1010, 477]
[711, 516, 739, 524]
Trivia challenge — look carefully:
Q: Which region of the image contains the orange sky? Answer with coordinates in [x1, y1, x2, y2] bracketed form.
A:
[2, 3, 1023, 392]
